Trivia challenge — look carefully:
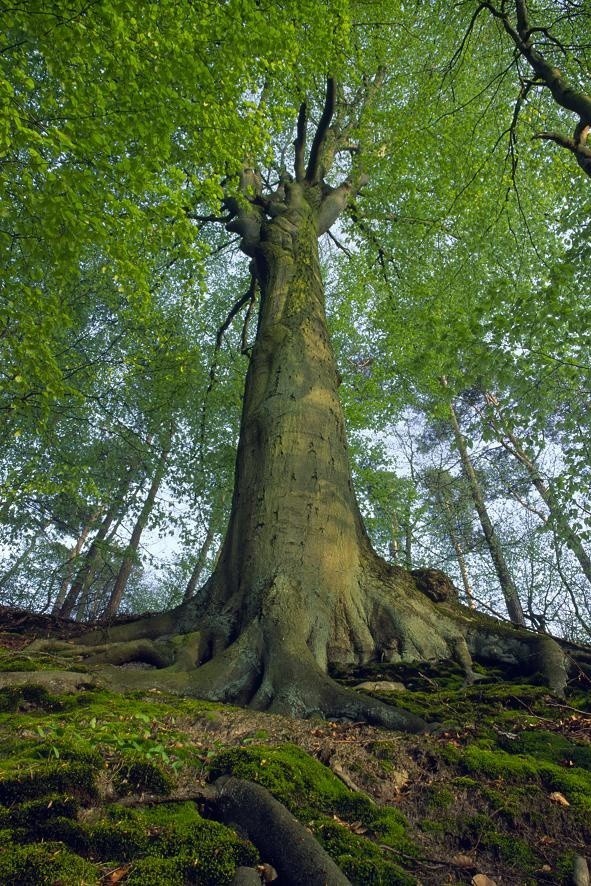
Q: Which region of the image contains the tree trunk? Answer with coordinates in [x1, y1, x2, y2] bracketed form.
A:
[437, 481, 475, 608]
[183, 521, 218, 602]
[448, 400, 526, 627]
[103, 428, 173, 619]
[58, 503, 119, 619]
[52, 514, 98, 615]
[488, 409, 591, 588]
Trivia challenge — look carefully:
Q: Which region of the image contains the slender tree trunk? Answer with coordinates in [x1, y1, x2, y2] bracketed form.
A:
[103, 428, 173, 619]
[486, 400, 591, 587]
[183, 521, 217, 602]
[52, 513, 99, 615]
[403, 513, 413, 570]
[437, 483, 475, 608]
[448, 400, 526, 626]
[58, 503, 119, 619]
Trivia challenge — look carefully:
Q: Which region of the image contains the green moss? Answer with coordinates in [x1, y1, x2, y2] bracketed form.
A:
[88, 819, 150, 860]
[501, 729, 591, 770]
[8, 795, 79, 829]
[424, 786, 454, 810]
[0, 842, 99, 884]
[57, 802, 260, 876]
[317, 819, 415, 885]
[456, 814, 537, 870]
[114, 758, 173, 796]
[459, 742, 591, 811]
[0, 655, 42, 673]
[209, 743, 416, 876]
[125, 856, 186, 885]
[0, 685, 66, 713]
[208, 743, 352, 815]
[0, 760, 97, 804]
[419, 818, 446, 834]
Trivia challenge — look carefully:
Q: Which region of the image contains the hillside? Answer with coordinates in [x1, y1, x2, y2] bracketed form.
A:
[0, 611, 589, 885]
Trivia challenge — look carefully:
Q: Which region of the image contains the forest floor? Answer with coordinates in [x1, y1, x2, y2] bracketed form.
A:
[0, 608, 589, 885]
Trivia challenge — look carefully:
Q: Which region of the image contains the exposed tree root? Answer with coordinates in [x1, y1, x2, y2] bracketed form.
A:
[215, 775, 351, 885]
[8, 566, 578, 726]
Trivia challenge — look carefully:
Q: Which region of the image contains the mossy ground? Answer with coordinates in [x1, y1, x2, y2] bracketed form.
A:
[0, 630, 588, 884]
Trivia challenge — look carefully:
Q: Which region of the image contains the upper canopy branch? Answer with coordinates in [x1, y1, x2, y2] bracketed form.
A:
[294, 102, 308, 182]
[483, 0, 591, 176]
[305, 77, 337, 184]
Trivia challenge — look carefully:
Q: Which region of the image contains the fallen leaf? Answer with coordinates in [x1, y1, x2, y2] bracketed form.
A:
[472, 875, 497, 886]
[549, 791, 570, 807]
[451, 853, 475, 868]
[104, 864, 131, 884]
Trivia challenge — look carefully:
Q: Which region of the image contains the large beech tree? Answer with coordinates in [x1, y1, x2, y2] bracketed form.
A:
[5, 0, 589, 727]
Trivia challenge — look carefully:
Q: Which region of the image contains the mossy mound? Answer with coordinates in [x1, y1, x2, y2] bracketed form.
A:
[0, 842, 99, 884]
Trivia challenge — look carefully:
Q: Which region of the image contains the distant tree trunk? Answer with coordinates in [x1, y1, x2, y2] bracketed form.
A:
[58, 503, 119, 619]
[437, 480, 475, 608]
[448, 399, 526, 626]
[52, 513, 99, 615]
[103, 427, 173, 619]
[484, 392, 591, 587]
[389, 508, 412, 568]
[183, 521, 218, 602]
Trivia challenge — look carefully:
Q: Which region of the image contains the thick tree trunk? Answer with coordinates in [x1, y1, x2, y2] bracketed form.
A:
[448, 400, 526, 627]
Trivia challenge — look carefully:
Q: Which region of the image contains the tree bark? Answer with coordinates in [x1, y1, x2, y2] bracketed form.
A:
[448, 400, 526, 626]
[183, 520, 217, 602]
[484, 395, 591, 588]
[73, 84, 569, 717]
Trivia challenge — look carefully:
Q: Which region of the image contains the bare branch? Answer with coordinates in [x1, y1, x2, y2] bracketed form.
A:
[294, 102, 307, 182]
[306, 77, 336, 184]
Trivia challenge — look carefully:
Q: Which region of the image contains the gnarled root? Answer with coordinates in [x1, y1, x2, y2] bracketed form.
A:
[215, 776, 351, 885]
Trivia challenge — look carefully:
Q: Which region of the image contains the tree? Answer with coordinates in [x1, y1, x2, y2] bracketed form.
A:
[447, 394, 527, 626]
[4, 1, 580, 727]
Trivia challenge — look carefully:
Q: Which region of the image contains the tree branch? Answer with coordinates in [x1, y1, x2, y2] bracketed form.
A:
[306, 77, 336, 184]
[294, 101, 307, 182]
